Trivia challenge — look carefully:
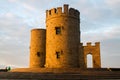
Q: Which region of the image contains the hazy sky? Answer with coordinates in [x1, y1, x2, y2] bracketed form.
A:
[0, 0, 120, 68]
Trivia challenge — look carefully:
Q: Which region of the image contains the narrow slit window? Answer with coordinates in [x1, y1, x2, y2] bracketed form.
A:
[37, 52, 40, 57]
[55, 9, 57, 13]
[56, 52, 60, 59]
[55, 27, 61, 34]
[49, 10, 51, 15]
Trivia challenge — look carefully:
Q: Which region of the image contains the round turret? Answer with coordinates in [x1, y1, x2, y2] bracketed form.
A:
[45, 4, 80, 68]
[30, 29, 46, 68]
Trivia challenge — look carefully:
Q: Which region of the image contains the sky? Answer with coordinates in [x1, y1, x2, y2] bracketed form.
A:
[0, 0, 120, 68]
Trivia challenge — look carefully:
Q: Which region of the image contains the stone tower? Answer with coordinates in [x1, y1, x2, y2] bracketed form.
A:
[30, 29, 46, 68]
[11, 4, 102, 73]
[45, 4, 81, 68]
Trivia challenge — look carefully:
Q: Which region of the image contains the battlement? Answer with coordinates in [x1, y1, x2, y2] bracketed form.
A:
[84, 42, 100, 47]
[46, 4, 80, 19]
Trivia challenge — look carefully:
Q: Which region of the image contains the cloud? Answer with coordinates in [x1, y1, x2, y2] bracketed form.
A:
[82, 24, 120, 42]
[104, 25, 120, 39]
[101, 37, 120, 68]
[8, 0, 17, 3]
[20, 2, 37, 12]
[72, 0, 120, 24]
[105, 0, 120, 7]
[0, 0, 48, 68]
[0, 12, 30, 67]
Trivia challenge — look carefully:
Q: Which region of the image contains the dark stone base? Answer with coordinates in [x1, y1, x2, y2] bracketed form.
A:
[0, 68, 119, 79]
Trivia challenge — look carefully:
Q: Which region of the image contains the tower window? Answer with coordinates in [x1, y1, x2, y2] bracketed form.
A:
[55, 9, 57, 13]
[37, 52, 40, 57]
[55, 27, 61, 34]
[49, 10, 51, 15]
[56, 51, 60, 59]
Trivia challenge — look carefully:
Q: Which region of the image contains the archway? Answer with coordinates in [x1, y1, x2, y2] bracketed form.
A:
[87, 54, 93, 68]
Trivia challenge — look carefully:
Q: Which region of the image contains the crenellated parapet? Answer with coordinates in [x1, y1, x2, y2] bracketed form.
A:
[84, 42, 100, 47]
[46, 4, 80, 20]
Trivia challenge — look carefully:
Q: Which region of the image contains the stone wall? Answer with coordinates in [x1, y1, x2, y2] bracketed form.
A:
[83, 42, 101, 68]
